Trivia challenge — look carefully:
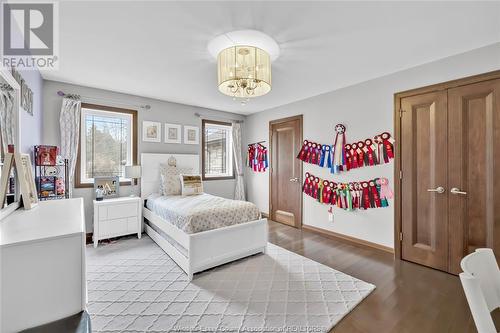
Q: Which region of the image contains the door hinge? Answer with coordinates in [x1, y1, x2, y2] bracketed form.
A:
[399, 108, 406, 118]
[399, 232, 403, 241]
[399, 170, 403, 179]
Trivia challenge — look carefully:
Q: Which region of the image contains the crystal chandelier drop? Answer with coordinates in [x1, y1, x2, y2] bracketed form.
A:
[217, 45, 271, 105]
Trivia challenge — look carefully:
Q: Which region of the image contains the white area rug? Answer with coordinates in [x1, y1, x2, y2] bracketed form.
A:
[86, 236, 374, 332]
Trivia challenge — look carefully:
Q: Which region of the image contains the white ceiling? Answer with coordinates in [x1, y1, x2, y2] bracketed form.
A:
[43, 1, 500, 114]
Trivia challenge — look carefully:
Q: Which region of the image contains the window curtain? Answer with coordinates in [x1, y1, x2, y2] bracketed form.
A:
[0, 85, 15, 154]
[231, 121, 246, 201]
[59, 95, 81, 197]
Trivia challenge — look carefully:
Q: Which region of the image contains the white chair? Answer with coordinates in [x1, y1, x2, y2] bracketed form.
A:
[460, 248, 500, 333]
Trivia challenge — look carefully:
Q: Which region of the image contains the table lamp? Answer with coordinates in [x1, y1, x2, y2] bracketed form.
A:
[125, 165, 141, 197]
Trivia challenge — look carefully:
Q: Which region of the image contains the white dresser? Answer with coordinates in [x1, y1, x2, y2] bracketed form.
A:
[0, 198, 87, 333]
[93, 196, 142, 247]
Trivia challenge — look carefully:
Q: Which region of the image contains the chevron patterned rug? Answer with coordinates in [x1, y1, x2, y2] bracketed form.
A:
[86, 236, 374, 332]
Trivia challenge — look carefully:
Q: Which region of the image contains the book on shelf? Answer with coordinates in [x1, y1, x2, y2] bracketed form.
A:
[37, 176, 56, 198]
[35, 145, 58, 166]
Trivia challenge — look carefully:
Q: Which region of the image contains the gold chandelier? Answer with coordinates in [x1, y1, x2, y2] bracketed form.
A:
[217, 45, 271, 102]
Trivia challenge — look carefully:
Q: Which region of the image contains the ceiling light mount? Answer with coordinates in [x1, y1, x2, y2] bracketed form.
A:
[208, 30, 280, 104]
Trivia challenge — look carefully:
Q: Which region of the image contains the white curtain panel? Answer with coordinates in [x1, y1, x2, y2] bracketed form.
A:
[231, 121, 246, 201]
[0, 88, 15, 154]
[59, 96, 81, 198]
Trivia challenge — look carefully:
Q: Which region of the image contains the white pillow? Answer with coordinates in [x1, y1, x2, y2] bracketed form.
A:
[159, 164, 193, 195]
[180, 174, 203, 196]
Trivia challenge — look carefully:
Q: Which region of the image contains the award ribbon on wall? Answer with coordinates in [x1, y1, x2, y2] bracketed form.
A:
[331, 124, 346, 174]
[297, 125, 395, 174]
[247, 143, 268, 172]
[302, 172, 393, 211]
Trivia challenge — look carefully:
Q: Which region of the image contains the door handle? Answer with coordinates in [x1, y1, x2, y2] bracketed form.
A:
[450, 187, 467, 195]
[289, 177, 299, 183]
[427, 186, 445, 194]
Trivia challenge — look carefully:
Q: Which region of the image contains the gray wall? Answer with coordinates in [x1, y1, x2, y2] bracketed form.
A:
[244, 42, 500, 248]
[42, 80, 245, 231]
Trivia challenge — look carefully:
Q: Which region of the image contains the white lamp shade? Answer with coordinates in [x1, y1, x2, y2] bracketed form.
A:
[125, 165, 142, 179]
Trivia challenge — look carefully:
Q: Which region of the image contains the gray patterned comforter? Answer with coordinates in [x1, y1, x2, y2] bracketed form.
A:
[146, 193, 261, 234]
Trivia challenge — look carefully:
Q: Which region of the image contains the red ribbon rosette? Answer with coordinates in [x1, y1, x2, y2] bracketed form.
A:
[302, 172, 310, 195]
[361, 181, 370, 209]
[248, 145, 255, 169]
[364, 139, 377, 166]
[344, 144, 352, 170]
[311, 143, 318, 165]
[329, 181, 337, 205]
[305, 142, 313, 163]
[381, 132, 394, 160]
[308, 175, 315, 197]
[322, 180, 331, 203]
[356, 141, 366, 167]
[297, 140, 309, 161]
[312, 177, 320, 199]
[350, 142, 359, 169]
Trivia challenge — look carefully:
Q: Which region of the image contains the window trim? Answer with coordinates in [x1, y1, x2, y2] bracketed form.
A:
[75, 103, 138, 188]
[201, 119, 235, 181]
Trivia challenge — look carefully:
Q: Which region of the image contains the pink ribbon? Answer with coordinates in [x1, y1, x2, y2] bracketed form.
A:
[379, 177, 393, 199]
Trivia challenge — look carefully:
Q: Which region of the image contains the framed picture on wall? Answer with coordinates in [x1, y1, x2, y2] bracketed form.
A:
[164, 123, 182, 144]
[142, 121, 161, 142]
[184, 125, 199, 145]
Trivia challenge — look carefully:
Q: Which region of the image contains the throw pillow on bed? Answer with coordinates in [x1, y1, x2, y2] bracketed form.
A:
[159, 164, 193, 195]
[180, 174, 203, 196]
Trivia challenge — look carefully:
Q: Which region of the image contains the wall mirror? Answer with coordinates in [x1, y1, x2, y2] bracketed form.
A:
[0, 67, 21, 219]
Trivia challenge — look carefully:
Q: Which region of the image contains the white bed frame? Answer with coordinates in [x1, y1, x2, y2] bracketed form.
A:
[141, 153, 268, 280]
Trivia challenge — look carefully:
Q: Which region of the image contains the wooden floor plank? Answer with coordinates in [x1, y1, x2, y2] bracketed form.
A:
[267, 220, 481, 333]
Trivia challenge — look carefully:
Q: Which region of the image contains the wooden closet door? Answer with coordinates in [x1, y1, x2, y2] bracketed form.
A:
[270, 116, 303, 227]
[448, 79, 500, 274]
[401, 91, 449, 271]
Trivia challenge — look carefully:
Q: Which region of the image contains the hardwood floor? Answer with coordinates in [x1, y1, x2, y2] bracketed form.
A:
[267, 220, 498, 333]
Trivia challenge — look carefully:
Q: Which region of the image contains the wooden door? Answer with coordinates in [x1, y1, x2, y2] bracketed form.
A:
[448, 79, 500, 274]
[400, 91, 449, 271]
[270, 115, 303, 227]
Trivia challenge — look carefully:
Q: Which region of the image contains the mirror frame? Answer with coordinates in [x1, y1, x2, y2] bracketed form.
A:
[0, 66, 22, 220]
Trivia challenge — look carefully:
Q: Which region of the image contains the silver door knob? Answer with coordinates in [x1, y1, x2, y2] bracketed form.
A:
[289, 177, 299, 183]
[427, 186, 445, 194]
[450, 187, 467, 195]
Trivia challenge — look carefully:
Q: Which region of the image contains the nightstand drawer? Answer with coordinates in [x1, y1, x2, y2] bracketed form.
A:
[127, 217, 138, 233]
[99, 203, 138, 220]
[99, 218, 128, 237]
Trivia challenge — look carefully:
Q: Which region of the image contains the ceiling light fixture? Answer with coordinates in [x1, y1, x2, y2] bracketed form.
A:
[208, 30, 280, 105]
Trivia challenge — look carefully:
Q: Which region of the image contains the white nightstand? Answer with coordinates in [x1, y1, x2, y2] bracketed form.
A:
[93, 196, 142, 247]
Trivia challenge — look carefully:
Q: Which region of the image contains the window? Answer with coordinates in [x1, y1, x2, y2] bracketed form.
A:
[202, 120, 234, 180]
[75, 104, 137, 187]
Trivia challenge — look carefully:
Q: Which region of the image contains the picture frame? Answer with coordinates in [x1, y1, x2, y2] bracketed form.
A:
[164, 123, 182, 144]
[142, 121, 161, 142]
[12, 67, 33, 115]
[184, 125, 199, 145]
[15, 153, 38, 209]
[94, 176, 120, 199]
[0, 153, 14, 208]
